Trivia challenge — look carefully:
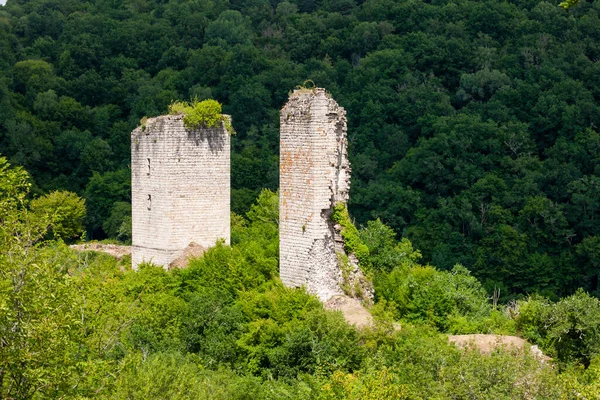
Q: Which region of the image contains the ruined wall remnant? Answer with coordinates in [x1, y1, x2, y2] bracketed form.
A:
[131, 114, 230, 269]
[279, 87, 352, 301]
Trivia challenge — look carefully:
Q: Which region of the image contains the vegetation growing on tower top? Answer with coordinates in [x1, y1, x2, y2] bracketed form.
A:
[168, 99, 234, 134]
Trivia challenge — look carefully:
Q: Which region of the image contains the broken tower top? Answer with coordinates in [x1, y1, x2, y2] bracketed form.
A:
[279, 87, 352, 301]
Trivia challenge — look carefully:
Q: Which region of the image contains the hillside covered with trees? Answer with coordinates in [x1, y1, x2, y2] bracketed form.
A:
[1, 0, 600, 298]
[1, 0, 600, 397]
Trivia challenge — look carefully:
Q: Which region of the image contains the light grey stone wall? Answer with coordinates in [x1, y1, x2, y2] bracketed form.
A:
[131, 114, 230, 269]
[279, 88, 351, 301]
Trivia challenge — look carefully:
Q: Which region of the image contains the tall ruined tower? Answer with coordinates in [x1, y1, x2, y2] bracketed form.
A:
[131, 114, 230, 269]
[280, 88, 351, 301]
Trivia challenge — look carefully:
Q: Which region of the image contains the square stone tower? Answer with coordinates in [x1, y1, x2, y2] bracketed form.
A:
[280, 88, 351, 301]
[131, 114, 230, 269]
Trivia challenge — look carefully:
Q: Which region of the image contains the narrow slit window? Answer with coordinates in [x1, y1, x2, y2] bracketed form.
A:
[147, 158, 151, 176]
[147, 194, 152, 210]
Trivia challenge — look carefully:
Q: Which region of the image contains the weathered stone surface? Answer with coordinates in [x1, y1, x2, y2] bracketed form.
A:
[279, 88, 351, 301]
[131, 114, 230, 269]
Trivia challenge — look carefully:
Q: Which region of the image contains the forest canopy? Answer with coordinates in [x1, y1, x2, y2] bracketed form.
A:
[0, 0, 599, 301]
[1, 0, 600, 393]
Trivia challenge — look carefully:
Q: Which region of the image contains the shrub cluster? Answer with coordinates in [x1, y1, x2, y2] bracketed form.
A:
[2, 164, 600, 398]
[168, 99, 234, 134]
[516, 290, 600, 368]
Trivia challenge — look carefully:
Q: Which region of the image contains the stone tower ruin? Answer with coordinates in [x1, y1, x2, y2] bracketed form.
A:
[279, 87, 352, 301]
[131, 114, 230, 269]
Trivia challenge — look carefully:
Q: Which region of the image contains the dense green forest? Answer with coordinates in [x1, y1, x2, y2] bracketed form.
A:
[1, 0, 600, 298]
[2, 158, 600, 398]
[1, 0, 600, 396]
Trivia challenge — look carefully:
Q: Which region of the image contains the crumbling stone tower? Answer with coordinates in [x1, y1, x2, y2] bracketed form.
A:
[280, 88, 351, 301]
[131, 114, 230, 269]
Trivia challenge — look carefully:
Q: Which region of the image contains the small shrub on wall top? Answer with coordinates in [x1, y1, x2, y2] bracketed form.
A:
[168, 98, 234, 134]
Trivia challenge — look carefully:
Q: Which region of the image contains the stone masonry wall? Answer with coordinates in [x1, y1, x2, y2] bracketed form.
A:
[280, 88, 351, 301]
[131, 114, 230, 269]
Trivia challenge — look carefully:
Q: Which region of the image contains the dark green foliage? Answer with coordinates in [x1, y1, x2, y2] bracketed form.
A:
[102, 201, 132, 242]
[1, 0, 599, 294]
[236, 283, 363, 378]
[181, 288, 243, 368]
[517, 290, 600, 368]
[84, 169, 130, 239]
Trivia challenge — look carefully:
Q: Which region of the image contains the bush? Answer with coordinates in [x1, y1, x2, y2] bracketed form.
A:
[105, 352, 265, 400]
[30, 190, 86, 242]
[376, 263, 496, 332]
[516, 290, 600, 368]
[360, 325, 563, 399]
[317, 366, 411, 400]
[550, 290, 600, 367]
[358, 219, 421, 273]
[237, 283, 363, 378]
[168, 98, 234, 134]
[515, 295, 553, 346]
[181, 288, 245, 368]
